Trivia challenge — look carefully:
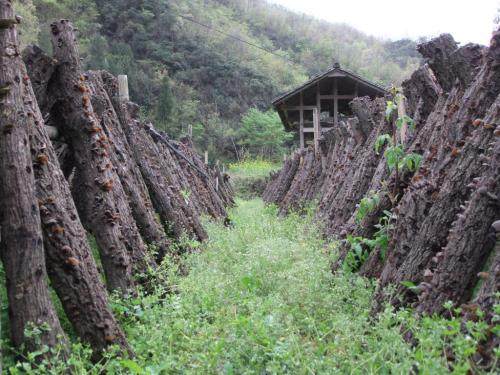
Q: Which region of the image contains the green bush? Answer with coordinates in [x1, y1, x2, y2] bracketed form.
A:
[236, 109, 293, 160]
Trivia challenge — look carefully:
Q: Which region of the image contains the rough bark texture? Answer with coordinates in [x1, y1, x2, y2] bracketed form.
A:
[23, 38, 233, 262]
[47, 20, 147, 292]
[86, 70, 169, 259]
[22, 44, 75, 178]
[416, 103, 500, 315]
[0, 0, 65, 353]
[263, 148, 303, 204]
[376, 31, 500, 309]
[24, 65, 130, 356]
[177, 136, 234, 216]
[101, 71, 231, 241]
[264, 31, 499, 329]
[1, 10, 234, 361]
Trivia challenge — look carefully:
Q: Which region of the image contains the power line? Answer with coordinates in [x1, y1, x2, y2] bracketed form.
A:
[173, 12, 296, 64]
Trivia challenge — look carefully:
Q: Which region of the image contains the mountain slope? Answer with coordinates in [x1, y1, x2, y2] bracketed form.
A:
[19, 0, 420, 159]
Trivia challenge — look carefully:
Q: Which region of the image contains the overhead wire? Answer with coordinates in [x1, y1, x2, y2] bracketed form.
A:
[172, 11, 296, 65]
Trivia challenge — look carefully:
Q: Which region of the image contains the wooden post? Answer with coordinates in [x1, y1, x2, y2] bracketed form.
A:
[117, 75, 129, 102]
[188, 124, 192, 138]
[333, 77, 338, 127]
[215, 176, 219, 192]
[299, 92, 304, 149]
[316, 82, 321, 135]
[313, 107, 320, 151]
[397, 94, 408, 144]
[204, 151, 208, 165]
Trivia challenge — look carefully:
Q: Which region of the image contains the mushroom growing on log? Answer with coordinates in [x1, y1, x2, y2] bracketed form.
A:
[0, 0, 66, 356]
[47, 20, 149, 292]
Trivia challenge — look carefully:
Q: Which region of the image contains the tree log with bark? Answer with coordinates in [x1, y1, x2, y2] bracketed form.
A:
[46, 20, 149, 292]
[263, 31, 499, 327]
[0, 0, 66, 356]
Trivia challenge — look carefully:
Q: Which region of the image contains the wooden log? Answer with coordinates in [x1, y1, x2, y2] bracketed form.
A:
[24, 69, 131, 358]
[49, 20, 144, 293]
[176, 137, 232, 215]
[416, 95, 500, 315]
[0, 0, 66, 355]
[99, 79, 208, 241]
[374, 30, 500, 309]
[86, 71, 168, 264]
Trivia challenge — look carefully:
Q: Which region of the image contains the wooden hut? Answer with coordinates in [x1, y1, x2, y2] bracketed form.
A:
[272, 63, 387, 149]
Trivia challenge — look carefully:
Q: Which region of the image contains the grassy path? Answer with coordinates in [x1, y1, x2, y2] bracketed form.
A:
[106, 199, 490, 374]
[5, 199, 494, 373]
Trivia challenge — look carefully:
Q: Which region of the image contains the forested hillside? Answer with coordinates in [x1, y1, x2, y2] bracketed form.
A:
[2, 0, 499, 372]
[17, 0, 420, 160]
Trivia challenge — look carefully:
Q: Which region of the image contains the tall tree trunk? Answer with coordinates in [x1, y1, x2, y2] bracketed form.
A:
[0, 0, 66, 354]
[48, 20, 147, 292]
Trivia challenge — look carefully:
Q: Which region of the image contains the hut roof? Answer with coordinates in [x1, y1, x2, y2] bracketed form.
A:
[272, 64, 388, 106]
[272, 64, 388, 132]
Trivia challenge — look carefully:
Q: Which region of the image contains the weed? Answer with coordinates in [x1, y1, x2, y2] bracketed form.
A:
[228, 159, 281, 198]
[355, 190, 380, 223]
[3, 199, 497, 373]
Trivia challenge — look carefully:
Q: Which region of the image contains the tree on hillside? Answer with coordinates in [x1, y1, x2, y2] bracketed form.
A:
[236, 108, 292, 159]
[156, 75, 175, 128]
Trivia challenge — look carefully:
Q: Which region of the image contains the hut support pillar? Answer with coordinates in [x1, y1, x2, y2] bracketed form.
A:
[313, 107, 320, 151]
[299, 92, 304, 149]
[333, 77, 338, 126]
[316, 82, 321, 136]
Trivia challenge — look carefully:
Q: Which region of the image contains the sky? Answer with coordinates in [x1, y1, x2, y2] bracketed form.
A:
[270, 0, 499, 45]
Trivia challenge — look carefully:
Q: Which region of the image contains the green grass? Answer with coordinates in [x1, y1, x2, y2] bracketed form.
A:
[5, 199, 498, 374]
[228, 159, 281, 180]
[228, 159, 281, 198]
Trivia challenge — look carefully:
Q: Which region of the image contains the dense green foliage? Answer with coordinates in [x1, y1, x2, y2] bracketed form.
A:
[229, 158, 281, 198]
[3, 194, 497, 373]
[17, 0, 420, 160]
[237, 109, 292, 159]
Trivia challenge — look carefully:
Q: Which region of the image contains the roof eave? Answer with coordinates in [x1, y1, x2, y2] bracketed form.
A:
[272, 67, 388, 107]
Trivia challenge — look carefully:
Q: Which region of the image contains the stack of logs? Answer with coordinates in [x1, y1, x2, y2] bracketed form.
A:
[264, 31, 499, 364]
[0, 0, 232, 360]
